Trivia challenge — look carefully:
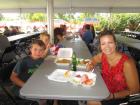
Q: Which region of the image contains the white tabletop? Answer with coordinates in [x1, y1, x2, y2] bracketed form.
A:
[20, 37, 109, 100]
[115, 34, 140, 50]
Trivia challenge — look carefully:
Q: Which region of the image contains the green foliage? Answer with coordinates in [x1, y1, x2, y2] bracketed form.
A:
[111, 14, 129, 32]
[79, 13, 94, 19]
[0, 13, 4, 21]
[54, 13, 71, 22]
[22, 13, 46, 21]
[94, 14, 109, 31]
[95, 13, 140, 32]
[127, 14, 140, 31]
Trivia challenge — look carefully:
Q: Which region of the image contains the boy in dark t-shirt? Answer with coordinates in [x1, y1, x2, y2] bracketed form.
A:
[10, 39, 46, 105]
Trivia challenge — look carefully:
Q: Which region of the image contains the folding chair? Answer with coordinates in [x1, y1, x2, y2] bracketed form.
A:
[120, 93, 140, 105]
[0, 65, 38, 105]
[0, 35, 11, 64]
[0, 45, 17, 67]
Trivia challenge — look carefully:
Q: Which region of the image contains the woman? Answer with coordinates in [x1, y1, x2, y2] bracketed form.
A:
[86, 29, 139, 105]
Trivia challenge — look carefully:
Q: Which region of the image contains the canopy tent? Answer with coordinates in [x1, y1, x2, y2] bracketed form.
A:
[0, 0, 140, 13]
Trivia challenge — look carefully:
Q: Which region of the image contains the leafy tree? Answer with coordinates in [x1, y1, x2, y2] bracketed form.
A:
[22, 13, 46, 22]
[54, 13, 71, 22]
[127, 14, 140, 31]
[111, 14, 129, 32]
[96, 13, 140, 32]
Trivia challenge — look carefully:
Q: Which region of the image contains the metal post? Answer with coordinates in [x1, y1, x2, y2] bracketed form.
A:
[46, 0, 54, 43]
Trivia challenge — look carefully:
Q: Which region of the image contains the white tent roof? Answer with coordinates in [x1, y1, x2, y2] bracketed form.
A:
[0, 0, 140, 13]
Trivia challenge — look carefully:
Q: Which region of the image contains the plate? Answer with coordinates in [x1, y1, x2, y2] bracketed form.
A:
[69, 71, 96, 87]
[47, 69, 73, 82]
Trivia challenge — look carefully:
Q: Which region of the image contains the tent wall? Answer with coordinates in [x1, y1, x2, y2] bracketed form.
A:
[1, 7, 140, 13]
[0, 0, 140, 13]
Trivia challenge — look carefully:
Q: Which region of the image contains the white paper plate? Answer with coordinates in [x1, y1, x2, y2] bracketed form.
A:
[47, 69, 73, 82]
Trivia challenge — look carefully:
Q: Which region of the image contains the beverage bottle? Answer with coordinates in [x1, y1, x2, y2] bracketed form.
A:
[71, 52, 77, 71]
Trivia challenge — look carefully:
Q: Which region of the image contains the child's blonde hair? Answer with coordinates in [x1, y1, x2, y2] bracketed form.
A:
[40, 32, 50, 40]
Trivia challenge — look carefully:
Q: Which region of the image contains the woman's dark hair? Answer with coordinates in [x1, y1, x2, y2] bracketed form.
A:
[54, 27, 64, 44]
[98, 29, 116, 43]
[31, 39, 46, 50]
[85, 24, 91, 30]
[54, 27, 63, 36]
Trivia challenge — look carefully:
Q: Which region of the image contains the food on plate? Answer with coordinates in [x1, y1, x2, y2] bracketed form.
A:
[69, 76, 81, 85]
[75, 74, 81, 78]
[81, 74, 94, 86]
[64, 71, 96, 87]
[82, 79, 93, 85]
[79, 59, 90, 65]
[56, 59, 71, 64]
[64, 70, 71, 78]
[81, 74, 89, 82]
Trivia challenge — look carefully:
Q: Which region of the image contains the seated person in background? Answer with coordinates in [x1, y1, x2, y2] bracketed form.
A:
[10, 26, 18, 35]
[50, 27, 64, 55]
[82, 24, 93, 53]
[3, 26, 11, 36]
[86, 29, 139, 105]
[10, 40, 48, 105]
[40, 32, 52, 57]
[60, 24, 67, 35]
[33, 26, 39, 32]
[54, 27, 65, 45]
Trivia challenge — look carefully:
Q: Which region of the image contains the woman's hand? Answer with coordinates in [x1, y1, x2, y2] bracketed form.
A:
[46, 42, 51, 49]
[86, 61, 94, 71]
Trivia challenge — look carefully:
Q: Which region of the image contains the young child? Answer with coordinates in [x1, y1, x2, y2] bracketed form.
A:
[40, 32, 63, 56]
[10, 39, 47, 105]
[40, 33, 58, 105]
[40, 32, 52, 57]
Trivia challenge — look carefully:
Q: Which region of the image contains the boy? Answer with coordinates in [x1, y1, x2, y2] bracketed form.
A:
[10, 39, 47, 105]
